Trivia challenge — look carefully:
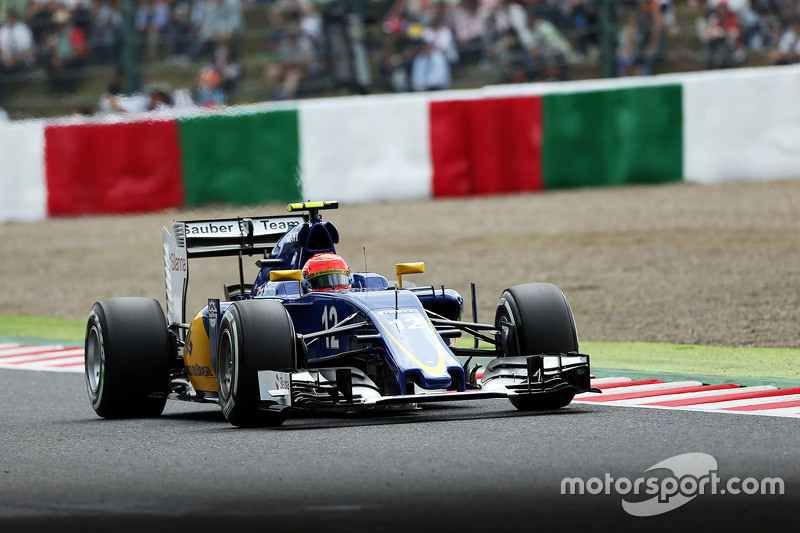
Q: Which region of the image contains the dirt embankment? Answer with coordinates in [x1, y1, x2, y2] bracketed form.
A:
[1, 179, 798, 348]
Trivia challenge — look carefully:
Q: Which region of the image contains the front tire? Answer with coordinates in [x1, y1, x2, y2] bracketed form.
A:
[85, 298, 170, 418]
[216, 299, 297, 427]
[494, 283, 579, 411]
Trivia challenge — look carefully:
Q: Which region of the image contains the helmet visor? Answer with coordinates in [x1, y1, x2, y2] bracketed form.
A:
[307, 272, 350, 291]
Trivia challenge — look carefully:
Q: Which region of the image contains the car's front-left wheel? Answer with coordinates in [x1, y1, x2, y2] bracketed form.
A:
[216, 299, 297, 427]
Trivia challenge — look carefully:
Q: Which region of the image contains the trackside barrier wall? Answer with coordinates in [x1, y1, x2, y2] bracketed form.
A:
[44, 118, 185, 215]
[178, 109, 302, 206]
[0, 120, 46, 222]
[1, 65, 799, 222]
[682, 66, 800, 184]
[300, 95, 433, 203]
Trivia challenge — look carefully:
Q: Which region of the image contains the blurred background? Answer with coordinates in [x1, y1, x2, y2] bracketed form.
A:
[0, 0, 796, 120]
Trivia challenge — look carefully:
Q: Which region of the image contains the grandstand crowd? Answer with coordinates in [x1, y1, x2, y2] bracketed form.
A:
[3, 0, 800, 117]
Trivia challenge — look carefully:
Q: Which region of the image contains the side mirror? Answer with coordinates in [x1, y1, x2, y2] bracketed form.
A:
[395, 262, 424, 289]
[270, 269, 304, 296]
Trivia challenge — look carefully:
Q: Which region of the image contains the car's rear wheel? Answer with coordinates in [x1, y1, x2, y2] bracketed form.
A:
[494, 283, 579, 411]
[85, 298, 170, 418]
[216, 299, 297, 427]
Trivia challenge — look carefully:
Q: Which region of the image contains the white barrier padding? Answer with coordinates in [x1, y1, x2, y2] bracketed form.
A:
[684, 65, 800, 184]
[0, 120, 46, 222]
[299, 94, 432, 203]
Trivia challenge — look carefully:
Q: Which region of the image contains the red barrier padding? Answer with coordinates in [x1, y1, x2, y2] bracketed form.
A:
[45, 119, 184, 215]
[430, 100, 472, 197]
[431, 96, 544, 197]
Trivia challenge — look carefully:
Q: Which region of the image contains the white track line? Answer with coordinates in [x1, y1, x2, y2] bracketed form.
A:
[0, 344, 84, 373]
[575, 381, 702, 399]
[0, 348, 85, 364]
[589, 377, 632, 386]
[0, 345, 65, 358]
[686, 394, 800, 410]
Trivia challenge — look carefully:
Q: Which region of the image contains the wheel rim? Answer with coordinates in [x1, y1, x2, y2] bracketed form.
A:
[86, 325, 104, 394]
[497, 302, 519, 356]
[219, 328, 235, 399]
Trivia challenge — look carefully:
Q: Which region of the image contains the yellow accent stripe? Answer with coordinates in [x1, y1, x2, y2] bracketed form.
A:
[287, 201, 338, 212]
[375, 315, 447, 376]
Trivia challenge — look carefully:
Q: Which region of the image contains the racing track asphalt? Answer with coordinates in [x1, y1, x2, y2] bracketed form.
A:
[1, 369, 798, 533]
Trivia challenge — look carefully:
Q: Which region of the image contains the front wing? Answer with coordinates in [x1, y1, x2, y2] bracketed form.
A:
[257, 353, 601, 413]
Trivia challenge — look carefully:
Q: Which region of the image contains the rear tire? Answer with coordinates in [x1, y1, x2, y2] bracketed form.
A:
[85, 298, 170, 418]
[494, 283, 579, 410]
[216, 299, 297, 427]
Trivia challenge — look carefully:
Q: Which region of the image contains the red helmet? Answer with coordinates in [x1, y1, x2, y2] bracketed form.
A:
[302, 253, 351, 292]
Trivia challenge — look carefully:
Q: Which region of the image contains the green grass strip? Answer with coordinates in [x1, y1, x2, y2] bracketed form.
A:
[583, 341, 800, 381]
[0, 315, 85, 342]
[457, 338, 799, 382]
[1, 317, 798, 383]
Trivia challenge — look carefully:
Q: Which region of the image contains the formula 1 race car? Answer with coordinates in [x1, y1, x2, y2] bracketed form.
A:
[85, 201, 599, 427]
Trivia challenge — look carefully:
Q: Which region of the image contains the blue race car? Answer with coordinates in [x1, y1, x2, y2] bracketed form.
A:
[85, 201, 599, 427]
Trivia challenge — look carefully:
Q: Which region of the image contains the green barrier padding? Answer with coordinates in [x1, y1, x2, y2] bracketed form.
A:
[542, 85, 683, 189]
[178, 109, 302, 206]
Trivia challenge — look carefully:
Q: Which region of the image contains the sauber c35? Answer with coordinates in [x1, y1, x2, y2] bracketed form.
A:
[85, 201, 600, 427]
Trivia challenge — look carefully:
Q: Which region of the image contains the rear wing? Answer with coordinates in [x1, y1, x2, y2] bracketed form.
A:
[163, 214, 308, 326]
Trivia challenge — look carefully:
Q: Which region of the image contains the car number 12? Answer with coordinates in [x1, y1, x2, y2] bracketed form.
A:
[387, 316, 425, 330]
[321, 305, 339, 349]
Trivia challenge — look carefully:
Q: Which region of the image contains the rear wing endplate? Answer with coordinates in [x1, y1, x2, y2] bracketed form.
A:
[163, 214, 307, 326]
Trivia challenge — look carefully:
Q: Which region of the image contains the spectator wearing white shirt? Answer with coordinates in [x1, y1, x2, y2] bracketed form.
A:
[0, 9, 35, 73]
[423, 14, 459, 64]
[0, 7, 33, 103]
[411, 38, 451, 90]
[769, 13, 800, 64]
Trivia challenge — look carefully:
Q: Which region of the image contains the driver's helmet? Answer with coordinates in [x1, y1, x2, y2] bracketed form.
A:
[302, 253, 352, 292]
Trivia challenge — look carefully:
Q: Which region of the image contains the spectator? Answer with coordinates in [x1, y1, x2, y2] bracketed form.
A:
[27, 1, 57, 48]
[768, 13, 800, 64]
[516, 6, 573, 79]
[0, 9, 36, 75]
[137, 0, 172, 61]
[377, 27, 417, 92]
[423, 14, 458, 65]
[269, 0, 322, 46]
[89, 0, 120, 65]
[617, 7, 639, 74]
[706, 0, 761, 48]
[703, 0, 743, 68]
[617, 0, 664, 76]
[0, 8, 35, 104]
[194, 65, 225, 106]
[212, 38, 240, 93]
[187, 0, 243, 61]
[264, 25, 315, 100]
[42, 8, 89, 94]
[570, 0, 600, 60]
[165, 0, 194, 60]
[636, 0, 665, 74]
[451, 0, 485, 65]
[485, 0, 527, 82]
[411, 38, 451, 90]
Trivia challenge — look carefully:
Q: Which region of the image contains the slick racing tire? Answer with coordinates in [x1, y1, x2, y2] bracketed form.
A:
[85, 298, 170, 418]
[494, 283, 579, 411]
[216, 299, 297, 428]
